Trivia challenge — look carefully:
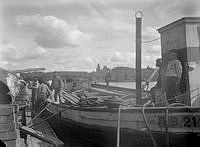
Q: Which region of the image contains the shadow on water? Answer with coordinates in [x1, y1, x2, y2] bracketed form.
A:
[55, 131, 102, 147]
[48, 117, 102, 147]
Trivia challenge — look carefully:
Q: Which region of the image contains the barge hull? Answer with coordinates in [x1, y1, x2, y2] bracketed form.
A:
[46, 111, 200, 147]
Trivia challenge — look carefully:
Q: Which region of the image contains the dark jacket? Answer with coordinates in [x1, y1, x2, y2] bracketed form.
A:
[0, 81, 12, 104]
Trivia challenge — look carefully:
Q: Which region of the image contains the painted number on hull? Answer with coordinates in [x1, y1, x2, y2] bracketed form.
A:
[183, 116, 200, 128]
[158, 116, 200, 128]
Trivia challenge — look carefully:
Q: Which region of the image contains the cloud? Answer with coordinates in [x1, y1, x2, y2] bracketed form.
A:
[146, 45, 161, 55]
[108, 50, 161, 68]
[110, 51, 135, 62]
[110, 52, 125, 62]
[143, 26, 160, 41]
[0, 42, 48, 62]
[151, 0, 200, 21]
[16, 14, 89, 48]
[3, 0, 199, 71]
[51, 56, 97, 71]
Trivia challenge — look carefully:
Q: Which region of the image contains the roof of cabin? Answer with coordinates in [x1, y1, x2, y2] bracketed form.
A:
[158, 17, 200, 33]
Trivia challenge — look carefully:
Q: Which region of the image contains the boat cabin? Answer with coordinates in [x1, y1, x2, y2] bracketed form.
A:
[158, 17, 200, 106]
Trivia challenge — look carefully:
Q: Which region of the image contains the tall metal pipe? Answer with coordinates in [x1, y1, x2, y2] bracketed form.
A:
[135, 11, 143, 105]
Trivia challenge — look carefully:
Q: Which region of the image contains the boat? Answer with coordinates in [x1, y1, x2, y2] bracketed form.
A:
[45, 16, 200, 147]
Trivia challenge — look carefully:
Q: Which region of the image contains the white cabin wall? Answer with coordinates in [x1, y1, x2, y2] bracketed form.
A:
[186, 24, 200, 106]
[189, 61, 200, 106]
[186, 24, 199, 47]
[186, 24, 200, 62]
[158, 18, 200, 106]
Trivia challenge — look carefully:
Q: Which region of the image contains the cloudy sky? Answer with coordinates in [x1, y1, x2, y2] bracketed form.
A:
[0, 0, 200, 72]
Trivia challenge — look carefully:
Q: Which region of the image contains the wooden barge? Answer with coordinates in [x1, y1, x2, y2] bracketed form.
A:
[45, 17, 200, 147]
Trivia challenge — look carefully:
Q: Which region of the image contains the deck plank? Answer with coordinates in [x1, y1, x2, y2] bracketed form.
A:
[23, 118, 63, 147]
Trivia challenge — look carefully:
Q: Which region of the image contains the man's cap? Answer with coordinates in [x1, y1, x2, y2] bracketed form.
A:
[156, 58, 162, 62]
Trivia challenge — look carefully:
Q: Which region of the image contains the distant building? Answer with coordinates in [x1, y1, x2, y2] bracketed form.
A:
[94, 64, 111, 82]
[110, 66, 156, 82]
[111, 67, 135, 81]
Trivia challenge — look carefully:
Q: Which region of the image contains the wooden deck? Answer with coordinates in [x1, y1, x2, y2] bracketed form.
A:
[0, 104, 20, 147]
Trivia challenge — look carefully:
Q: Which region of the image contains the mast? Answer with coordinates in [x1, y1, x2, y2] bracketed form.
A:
[135, 11, 143, 105]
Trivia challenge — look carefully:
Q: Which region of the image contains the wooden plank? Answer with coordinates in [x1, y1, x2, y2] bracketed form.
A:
[0, 123, 15, 132]
[0, 107, 13, 115]
[62, 95, 77, 104]
[91, 83, 136, 93]
[20, 126, 64, 147]
[0, 104, 18, 109]
[90, 87, 124, 96]
[62, 91, 79, 104]
[4, 139, 17, 147]
[0, 115, 14, 123]
[27, 118, 57, 147]
[33, 118, 58, 138]
[0, 131, 17, 140]
[71, 93, 80, 100]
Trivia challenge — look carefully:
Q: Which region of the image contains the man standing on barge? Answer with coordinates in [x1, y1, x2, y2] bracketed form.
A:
[149, 58, 162, 103]
[51, 71, 63, 103]
[165, 52, 182, 104]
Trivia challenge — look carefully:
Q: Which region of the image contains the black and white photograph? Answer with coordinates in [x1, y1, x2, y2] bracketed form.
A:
[0, 0, 200, 146]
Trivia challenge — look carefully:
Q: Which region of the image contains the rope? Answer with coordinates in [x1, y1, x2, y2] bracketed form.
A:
[142, 38, 160, 43]
[165, 107, 169, 147]
[151, 86, 200, 107]
[28, 103, 73, 128]
[151, 92, 189, 106]
[141, 100, 157, 147]
[27, 103, 51, 127]
[28, 112, 58, 128]
[190, 87, 200, 93]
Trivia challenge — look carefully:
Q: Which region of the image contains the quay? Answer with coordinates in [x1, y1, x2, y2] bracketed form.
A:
[0, 104, 63, 147]
[0, 75, 64, 147]
[17, 90, 64, 147]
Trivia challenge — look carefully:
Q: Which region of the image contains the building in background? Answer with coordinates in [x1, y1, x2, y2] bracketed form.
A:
[92, 64, 156, 82]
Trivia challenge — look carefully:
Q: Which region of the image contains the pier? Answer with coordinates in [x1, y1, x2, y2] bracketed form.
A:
[18, 93, 64, 147]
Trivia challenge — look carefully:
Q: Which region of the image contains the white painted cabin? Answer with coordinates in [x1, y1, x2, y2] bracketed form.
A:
[158, 17, 200, 106]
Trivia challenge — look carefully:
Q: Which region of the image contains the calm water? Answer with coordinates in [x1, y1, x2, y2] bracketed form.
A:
[98, 81, 156, 89]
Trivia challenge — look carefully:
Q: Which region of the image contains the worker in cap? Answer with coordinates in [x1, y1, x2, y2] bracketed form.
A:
[149, 58, 162, 104]
[165, 51, 182, 104]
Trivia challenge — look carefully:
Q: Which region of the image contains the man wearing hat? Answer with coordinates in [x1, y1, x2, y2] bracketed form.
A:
[51, 71, 63, 102]
[165, 52, 182, 104]
[149, 58, 162, 104]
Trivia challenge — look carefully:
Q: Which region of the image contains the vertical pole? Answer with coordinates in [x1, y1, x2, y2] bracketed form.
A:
[31, 87, 37, 117]
[21, 105, 27, 144]
[117, 105, 121, 147]
[135, 11, 143, 105]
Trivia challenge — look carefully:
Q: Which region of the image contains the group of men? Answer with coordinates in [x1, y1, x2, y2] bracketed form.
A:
[30, 72, 63, 113]
[150, 51, 183, 105]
